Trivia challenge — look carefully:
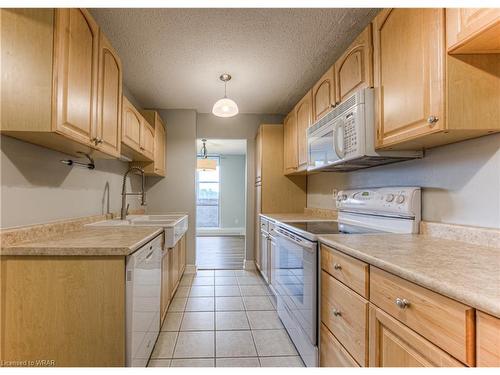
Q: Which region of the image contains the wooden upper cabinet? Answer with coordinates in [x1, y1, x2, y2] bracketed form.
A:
[295, 90, 313, 171]
[369, 306, 464, 367]
[334, 24, 373, 104]
[153, 117, 166, 176]
[133, 110, 167, 176]
[447, 8, 500, 54]
[53, 8, 99, 146]
[140, 121, 155, 160]
[312, 66, 335, 122]
[95, 32, 122, 158]
[373, 8, 445, 149]
[283, 110, 298, 175]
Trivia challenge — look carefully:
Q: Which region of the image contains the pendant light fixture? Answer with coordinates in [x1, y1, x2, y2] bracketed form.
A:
[212, 73, 239, 118]
[197, 139, 217, 171]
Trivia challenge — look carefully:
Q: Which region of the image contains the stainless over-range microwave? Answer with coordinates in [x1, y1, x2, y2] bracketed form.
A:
[307, 88, 422, 172]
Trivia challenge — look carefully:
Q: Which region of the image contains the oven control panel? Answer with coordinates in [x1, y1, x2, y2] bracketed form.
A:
[336, 187, 421, 218]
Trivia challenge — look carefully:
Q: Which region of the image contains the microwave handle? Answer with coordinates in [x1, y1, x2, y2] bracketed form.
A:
[333, 121, 345, 158]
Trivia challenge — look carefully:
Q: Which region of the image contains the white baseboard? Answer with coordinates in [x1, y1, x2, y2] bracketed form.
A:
[243, 260, 256, 270]
[184, 264, 196, 274]
[196, 227, 245, 236]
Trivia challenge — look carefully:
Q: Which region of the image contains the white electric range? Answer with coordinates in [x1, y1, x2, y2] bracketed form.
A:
[271, 187, 421, 367]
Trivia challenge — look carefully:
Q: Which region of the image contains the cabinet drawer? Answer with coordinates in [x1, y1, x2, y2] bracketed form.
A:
[477, 311, 500, 367]
[320, 323, 360, 367]
[370, 267, 475, 366]
[321, 270, 368, 366]
[321, 244, 369, 298]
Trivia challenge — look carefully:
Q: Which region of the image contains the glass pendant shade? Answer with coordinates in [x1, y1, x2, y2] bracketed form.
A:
[197, 158, 217, 171]
[212, 97, 239, 118]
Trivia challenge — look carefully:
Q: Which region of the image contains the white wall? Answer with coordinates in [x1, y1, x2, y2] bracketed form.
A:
[145, 109, 198, 264]
[196, 113, 284, 262]
[0, 135, 141, 228]
[307, 134, 500, 229]
[220, 154, 246, 229]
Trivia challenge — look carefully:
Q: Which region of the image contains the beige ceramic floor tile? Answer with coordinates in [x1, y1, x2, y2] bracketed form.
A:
[239, 285, 270, 296]
[215, 285, 241, 297]
[215, 270, 236, 276]
[147, 359, 171, 367]
[259, 356, 304, 367]
[189, 285, 215, 297]
[216, 357, 260, 367]
[185, 297, 215, 312]
[215, 276, 239, 285]
[216, 311, 250, 330]
[246, 310, 283, 330]
[170, 358, 215, 367]
[173, 331, 215, 358]
[237, 276, 265, 285]
[242, 296, 275, 311]
[161, 312, 183, 331]
[192, 277, 215, 286]
[195, 270, 215, 276]
[151, 332, 178, 359]
[180, 311, 215, 331]
[252, 329, 298, 356]
[216, 330, 257, 358]
[215, 296, 245, 311]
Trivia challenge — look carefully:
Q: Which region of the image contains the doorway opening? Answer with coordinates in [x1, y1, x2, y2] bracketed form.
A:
[195, 139, 247, 269]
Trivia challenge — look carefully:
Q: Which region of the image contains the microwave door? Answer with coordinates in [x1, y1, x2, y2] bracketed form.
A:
[308, 125, 340, 170]
[333, 118, 345, 160]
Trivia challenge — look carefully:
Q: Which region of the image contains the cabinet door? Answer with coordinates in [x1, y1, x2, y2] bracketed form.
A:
[172, 243, 179, 289]
[320, 323, 360, 367]
[334, 24, 373, 103]
[160, 250, 170, 322]
[260, 231, 268, 282]
[295, 90, 312, 170]
[477, 311, 500, 367]
[154, 116, 166, 176]
[140, 121, 155, 160]
[168, 248, 175, 299]
[369, 306, 464, 367]
[95, 32, 122, 157]
[447, 8, 500, 53]
[283, 111, 298, 174]
[312, 66, 335, 121]
[53, 9, 98, 145]
[373, 9, 445, 149]
[254, 187, 261, 270]
[180, 235, 186, 275]
[255, 127, 263, 184]
[122, 96, 142, 151]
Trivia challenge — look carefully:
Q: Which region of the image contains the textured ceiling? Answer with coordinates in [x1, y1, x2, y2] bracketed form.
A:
[197, 139, 247, 155]
[90, 8, 379, 115]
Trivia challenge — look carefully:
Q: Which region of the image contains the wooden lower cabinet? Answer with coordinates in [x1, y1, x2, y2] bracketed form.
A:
[320, 323, 360, 367]
[161, 234, 186, 324]
[476, 311, 500, 367]
[160, 248, 171, 322]
[369, 305, 464, 367]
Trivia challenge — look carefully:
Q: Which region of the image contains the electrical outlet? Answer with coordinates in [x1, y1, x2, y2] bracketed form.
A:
[332, 189, 338, 200]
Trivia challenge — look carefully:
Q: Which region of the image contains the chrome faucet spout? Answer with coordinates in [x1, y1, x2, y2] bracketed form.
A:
[121, 167, 146, 220]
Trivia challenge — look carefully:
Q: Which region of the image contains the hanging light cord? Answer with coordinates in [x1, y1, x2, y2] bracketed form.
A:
[201, 139, 208, 159]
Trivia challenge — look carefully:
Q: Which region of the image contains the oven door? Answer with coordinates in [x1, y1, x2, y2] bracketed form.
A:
[307, 121, 341, 171]
[274, 227, 317, 345]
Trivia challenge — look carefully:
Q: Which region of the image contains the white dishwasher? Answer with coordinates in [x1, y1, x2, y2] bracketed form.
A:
[125, 234, 163, 367]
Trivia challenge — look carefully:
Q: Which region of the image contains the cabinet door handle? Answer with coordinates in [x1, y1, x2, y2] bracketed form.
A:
[427, 115, 439, 126]
[332, 308, 342, 317]
[395, 297, 410, 309]
[333, 263, 342, 270]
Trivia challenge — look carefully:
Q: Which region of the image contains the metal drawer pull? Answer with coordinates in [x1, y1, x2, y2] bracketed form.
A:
[333, 263, 342, 270]
[332, 309, 342, 317]
[395, 297, 410, 309]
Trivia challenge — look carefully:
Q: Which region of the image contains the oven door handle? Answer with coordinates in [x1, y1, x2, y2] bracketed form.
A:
[276, 228, 316, 250]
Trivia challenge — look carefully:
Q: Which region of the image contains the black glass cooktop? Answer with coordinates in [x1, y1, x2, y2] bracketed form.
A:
[285, 221, 340, 234]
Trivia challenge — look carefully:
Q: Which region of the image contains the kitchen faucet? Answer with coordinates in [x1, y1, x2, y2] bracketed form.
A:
[121, 166, 146, 220]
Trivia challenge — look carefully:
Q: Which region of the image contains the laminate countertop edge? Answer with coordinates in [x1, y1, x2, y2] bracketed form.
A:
[318, 234, 500, 318]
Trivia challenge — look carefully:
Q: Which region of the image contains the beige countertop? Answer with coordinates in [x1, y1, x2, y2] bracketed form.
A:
[260, 212, 337, 222]
[318, 234, 500, 318]
[1, 226, 164, 256]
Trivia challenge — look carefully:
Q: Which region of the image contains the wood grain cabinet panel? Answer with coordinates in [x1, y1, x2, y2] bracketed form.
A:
[132, 111, 167, 176]
[312, 66, 335, 121]
[321, 244, 369, 298]
[122, 96, 142, 153]
[53, 8, 99, 145]
[294, 90, 313, 172]
[160, 248, 171, 324]
[140, 121, 155, 160]
[283, 111, 298, 175]
[320, 323, 360, 367]
[447, 8, 500, 53]
[476, 311, 500, 367]
[334, 24, 373, 103]
[370, 267, 475, 366]
[95, 32, 122, 158]
[372, 8, 446, 149]
[321, 270, 369, 366]
[369, 305, 464, 367]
